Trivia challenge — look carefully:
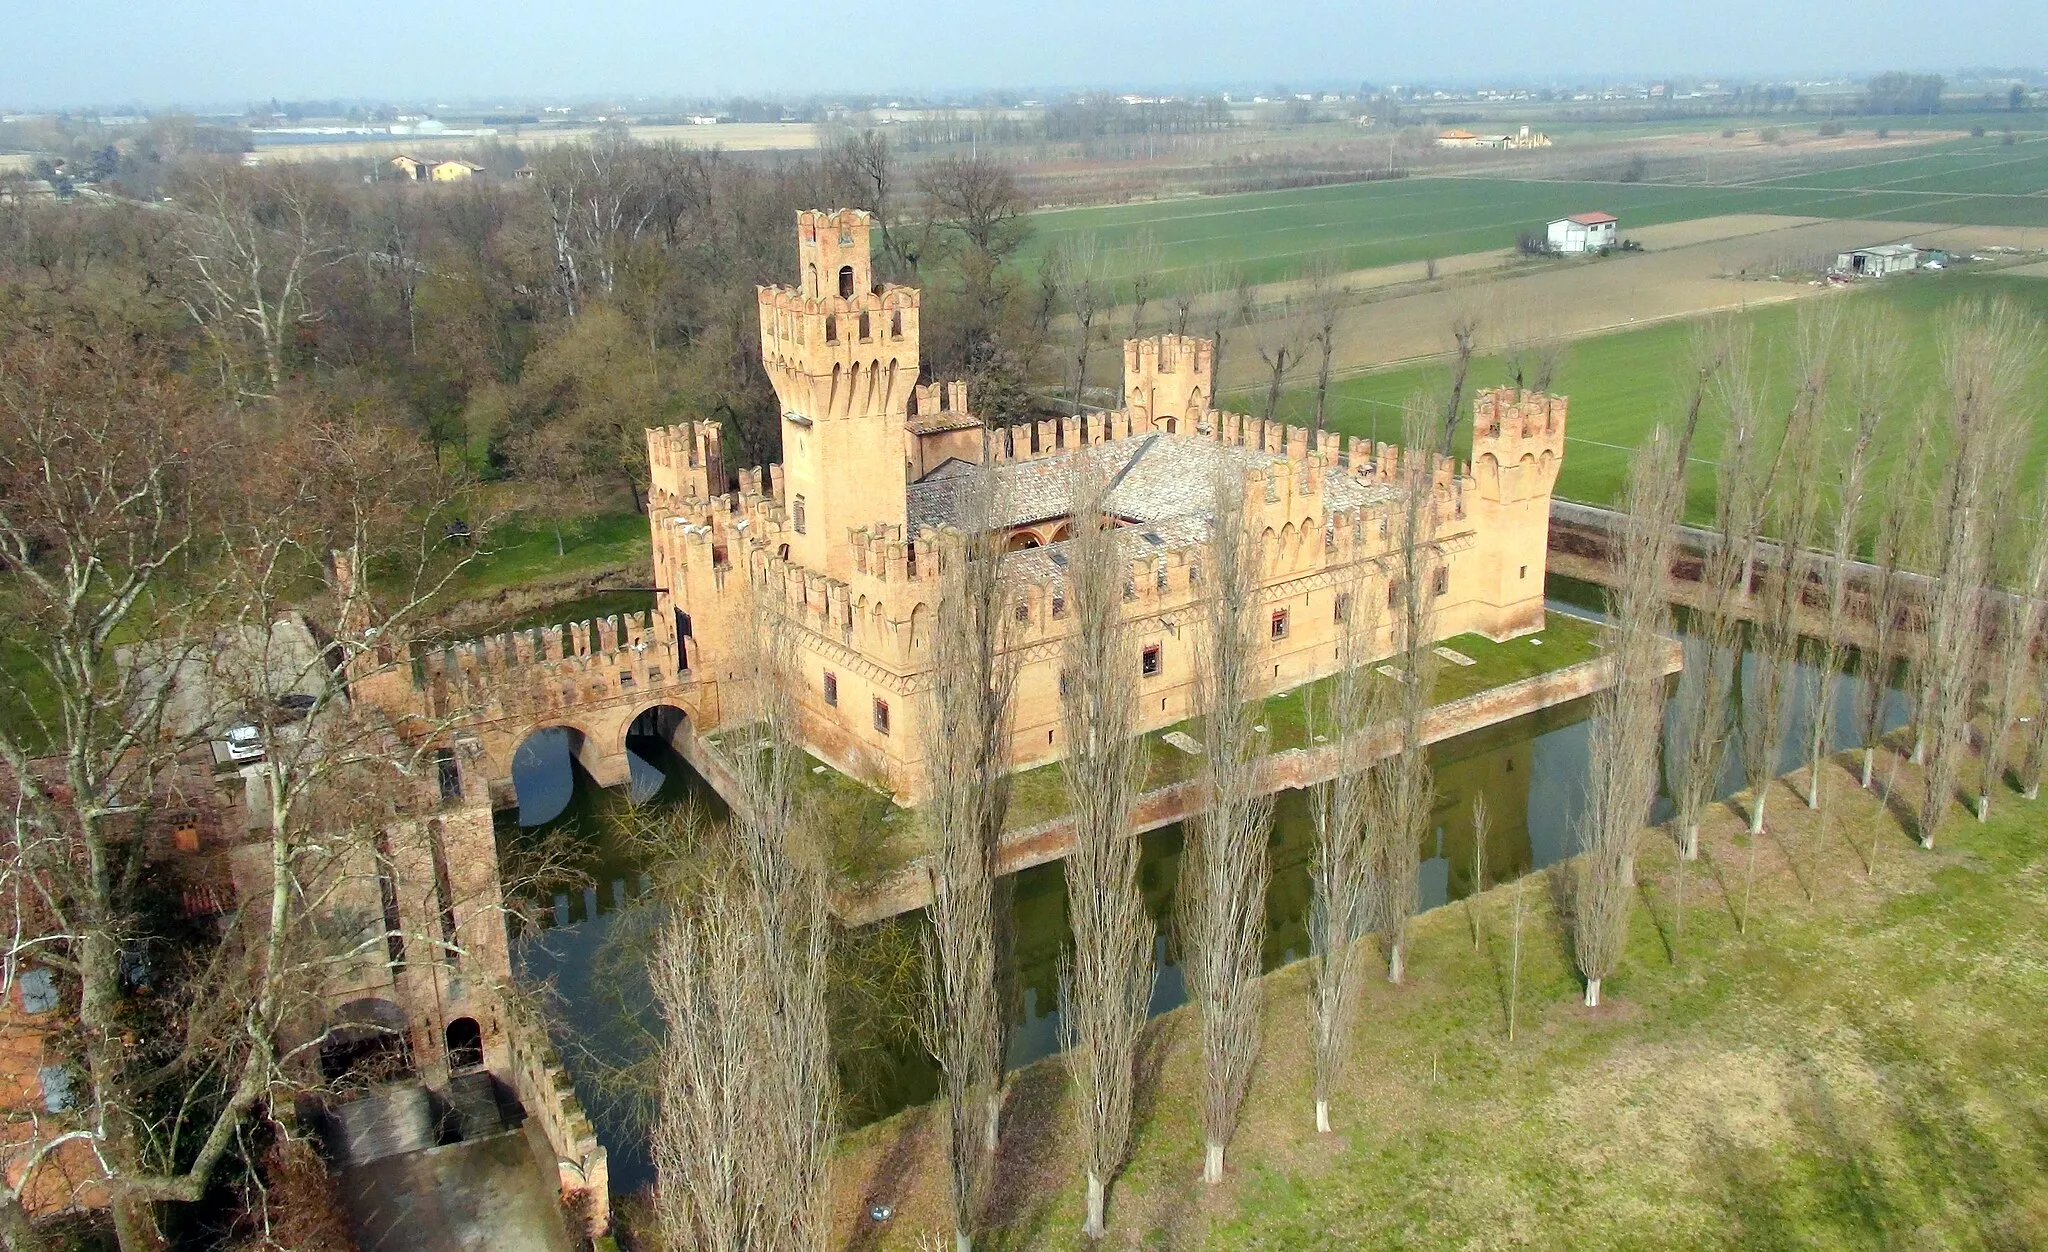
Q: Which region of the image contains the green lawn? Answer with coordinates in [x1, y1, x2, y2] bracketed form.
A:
[1267, 271, 2048, 518]
[832, 737, 2048, 1249]
[426, 512, 651, 609]
[1023, 135, 2048, 290]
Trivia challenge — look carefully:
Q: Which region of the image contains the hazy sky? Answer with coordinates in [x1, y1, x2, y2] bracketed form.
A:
[5, 0, 2042, 110]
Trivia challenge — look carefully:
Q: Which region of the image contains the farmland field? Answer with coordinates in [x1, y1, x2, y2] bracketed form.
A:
[1264, 272, 2048, 518]
[1024, 136, 2048, 288]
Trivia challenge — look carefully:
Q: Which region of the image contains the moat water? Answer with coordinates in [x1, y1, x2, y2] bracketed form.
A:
[501, 574, 1910, 1197]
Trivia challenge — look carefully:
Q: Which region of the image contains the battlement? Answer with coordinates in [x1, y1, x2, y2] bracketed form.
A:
[1472, 387, 1567, 445]
[797, 208, 875, 300]
[647, 420, 726, 501]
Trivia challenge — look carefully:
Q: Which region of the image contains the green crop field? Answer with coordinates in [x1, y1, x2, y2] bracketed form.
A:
[1257, 272, 2048, 518]
[1023, 135, 2048, 289]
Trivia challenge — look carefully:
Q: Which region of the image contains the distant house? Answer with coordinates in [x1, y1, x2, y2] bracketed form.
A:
[512, 165, 537, 180]
[430, 160, 484, 182]
[1834, 244, 1920, 277]
[1437, 128, 1483, 148]
[1547, 212, 1619, 253]
[390, 154, 431, 181]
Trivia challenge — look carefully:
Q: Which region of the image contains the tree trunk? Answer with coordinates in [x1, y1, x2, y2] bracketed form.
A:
[1807, 771, 1820, 810]
[1203, 1141, 1225, 1185]
[553, 519, 565, 557]
[1084, 1171, 1106, 1238]
[1681, 823, 1699, 862]
[1315, 1098, 1331, 1134]
[1749, 790, 1767, 837]
[984, 1092, 1001, 1154]
[1386, 942, 1405, 985]
[1862, 747, 1874, 789]
[1979, 792, 1990, 823]
[1584, 977, 1602, 1008]
[111, 1193, 166, 1252]
[955, 1231, 973, 1252]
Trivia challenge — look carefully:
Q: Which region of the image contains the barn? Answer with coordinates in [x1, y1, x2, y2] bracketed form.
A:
[1546, 212, 1619, 254]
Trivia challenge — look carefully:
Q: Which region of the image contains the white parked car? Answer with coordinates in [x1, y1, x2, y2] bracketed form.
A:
[225, 725, 265, 764]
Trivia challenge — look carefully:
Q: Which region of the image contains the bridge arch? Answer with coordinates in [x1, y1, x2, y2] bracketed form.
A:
[509, 722, 599, 827]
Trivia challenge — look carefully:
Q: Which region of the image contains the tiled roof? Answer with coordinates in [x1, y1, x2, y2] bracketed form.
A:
[1564, 211, 1617, 225]
[906, 432, 1403, 534]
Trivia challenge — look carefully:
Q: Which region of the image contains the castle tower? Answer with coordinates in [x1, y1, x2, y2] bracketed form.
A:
[1467, 387, 1566, 639]
[758, 209, 921, 580]
[1122, 334, 1213, 433]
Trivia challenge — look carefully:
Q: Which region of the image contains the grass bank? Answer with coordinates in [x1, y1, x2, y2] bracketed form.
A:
[830, 738, 2048, 1248]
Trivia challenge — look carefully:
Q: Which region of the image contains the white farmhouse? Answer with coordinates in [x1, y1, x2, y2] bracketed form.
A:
[1547, 212, 1619, 253]
[1833, 245, 1920, 277]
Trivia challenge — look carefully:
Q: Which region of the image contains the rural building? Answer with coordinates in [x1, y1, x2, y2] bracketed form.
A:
[634, 209, 1567, 801]
[430, 159, 484, 182]
[1437, 128, 1483, 147]
[390, 154, 431, 180]
[1834, 244, 1921, 277]
[1547, 212, 1619, 253]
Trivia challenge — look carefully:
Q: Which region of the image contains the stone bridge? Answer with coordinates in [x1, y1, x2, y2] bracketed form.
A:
[351, 610, 725, 810]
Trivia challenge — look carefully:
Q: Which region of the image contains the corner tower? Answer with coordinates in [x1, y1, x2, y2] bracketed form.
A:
[1468, 387, 1566, 639]
[758, 210, 922, 580]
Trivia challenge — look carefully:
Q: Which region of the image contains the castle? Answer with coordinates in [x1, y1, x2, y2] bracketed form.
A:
[647, 209, 1566, 800]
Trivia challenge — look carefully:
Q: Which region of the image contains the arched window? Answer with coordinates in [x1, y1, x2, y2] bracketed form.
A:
[838, 265, 855, 298]
[806, 263, 818, 297]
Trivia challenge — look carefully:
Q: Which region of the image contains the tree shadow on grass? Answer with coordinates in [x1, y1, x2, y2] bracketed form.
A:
[985, 1061, 1070, 1250]
[842, 1103, 932, 1252]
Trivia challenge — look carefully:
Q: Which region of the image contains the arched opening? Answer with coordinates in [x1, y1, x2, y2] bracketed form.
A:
[321, 998, 413, 1088]
[1049, 522, 1073, 543]
[1163, 417, 1178, 434]
[1006, 531, 1041, 552]
[806, 263, 818, 297]
[445, 1017, 484, 1072]
[838, 265, 855, 298]
[510, 725, 589, 827]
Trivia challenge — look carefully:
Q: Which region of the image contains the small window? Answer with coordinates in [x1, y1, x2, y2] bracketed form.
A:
[1388, 580, 1401, 608]
[1142, 645, 1162, 677]
[1433, 567, 1449, 597]
[1123, 578, 1137, 602]
[793, 495, 807, 534]
[1155, 561, 1168, 592]
[1324, 521, 1337, 552]
[1519, 564, 1528, 580]
[858, 312, 872, 341]
[1270, 609, 1290, 641]
[1333, 592, 1352, 623]
[838, 264, 855, 297]
[1051, 591, 1067, 619]
[825, 316, 838, 344]
[1058, 669, 1070, 696]
[436, 748, 462, 802]
[873, 698, 891, 736]
[891, 309, 903, 338]
[823, 673, 838, 707]
[1015, 600, 1031, 624]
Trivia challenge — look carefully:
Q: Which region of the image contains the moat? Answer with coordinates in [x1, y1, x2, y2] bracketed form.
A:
[501, 575, 1909, 1198]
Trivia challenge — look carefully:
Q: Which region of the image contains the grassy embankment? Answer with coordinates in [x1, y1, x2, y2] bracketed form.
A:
[831, 735, 2048, 1249]
[1023, 134, 2048, 291]
[1267, 271, 2048, 518]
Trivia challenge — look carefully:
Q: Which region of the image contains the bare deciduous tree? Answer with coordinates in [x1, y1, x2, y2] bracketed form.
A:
[1977, 499, 2048, 821]
[1305, 575, 1386, 1133]
[918, 468, 1018, 1252]
[1055, 465, 1152, 1238]
[1916, 300, 2037, 848]
[1303, 261, 1346, 452]
[1856, 467, 1922, 789]
[1576, 427, 1685, 1007]
[1178, 468, 1274, 1185]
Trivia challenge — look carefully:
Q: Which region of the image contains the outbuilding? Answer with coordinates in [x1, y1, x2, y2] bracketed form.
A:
[1834, 245, 1920, 277]
[1547, 212, 1618, 254]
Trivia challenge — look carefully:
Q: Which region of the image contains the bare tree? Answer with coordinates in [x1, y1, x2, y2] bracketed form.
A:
[1305, 575, 1386, 1133]
[0, 333, 483, 1250]
[1855, 424, 1926, 791]
[1977, 499, 2048, 821]
[1053, 236, 1105, 422]
[1576, 426, 1685, 1007]
[1739, 307, 1837, 844]
[1253, 297, 1306, 428]
[652, 592, 833, 1252]
[1055, 465, 1152, 1238]
[1370, 400, 1445, 986]
[918, 469, 1018, 1252]
[173, 162, 345, 398]
[1178, 468, 1275, 1185]
[1663, 337, 1744, 863]
[1303, 260, 1346, 452]
[1916, 300, 2037, 848]
[1122, 229, 1163, 340]
[1803, 312, 1894, 808]
[1201, 265, 1257, 404]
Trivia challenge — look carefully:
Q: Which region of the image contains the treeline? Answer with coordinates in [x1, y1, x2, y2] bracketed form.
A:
[0, 131, 1055, 527]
